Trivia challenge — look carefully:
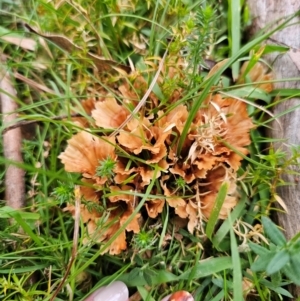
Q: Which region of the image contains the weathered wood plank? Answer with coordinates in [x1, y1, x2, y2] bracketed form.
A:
[247, 0, 300, 298]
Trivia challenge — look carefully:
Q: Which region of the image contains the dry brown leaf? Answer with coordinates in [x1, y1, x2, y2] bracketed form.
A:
[24, 23, 130, 73]
[206, 59, 229, 78]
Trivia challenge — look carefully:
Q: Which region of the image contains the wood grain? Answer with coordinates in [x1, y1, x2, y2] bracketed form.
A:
[1, 68, 25, 208]
[247, 0, 300, 298]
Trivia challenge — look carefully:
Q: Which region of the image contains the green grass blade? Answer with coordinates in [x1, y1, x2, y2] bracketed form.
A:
[229, 214, 243, 301]
[206, 182, 229, 240]
[118, 269, 177, 287]
[137, 286, 155, 301]
[0, 264, 49, 273]
[212, 197, 246, 249]
[0, 206, 40, 220]
[179, 257, 233, 280]
[209, 290, 225, 301]
[4, 211, 43, 247]
[228, 0, 241, 81]
[187, 245, 202, 286]
[158, 203, 169, 249]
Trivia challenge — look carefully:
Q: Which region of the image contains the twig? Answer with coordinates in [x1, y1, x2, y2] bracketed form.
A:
[49, 186, 81, 301]
[0, 67, 25, 209]
[2, 113, 82, 134]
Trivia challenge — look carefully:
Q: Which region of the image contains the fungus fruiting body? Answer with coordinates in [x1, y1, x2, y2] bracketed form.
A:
[59, 61, 273, 254]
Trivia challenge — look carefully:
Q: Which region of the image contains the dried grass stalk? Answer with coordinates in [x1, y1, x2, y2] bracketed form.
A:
[1, 68, 25, 209]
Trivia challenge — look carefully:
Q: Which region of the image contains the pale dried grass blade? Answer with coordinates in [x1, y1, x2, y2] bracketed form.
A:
[110, 49, 168, 137]
[49, 186, 80, 301]
[0, 36, 37, 51]
[219, 91, 282, 131]
[14, 72, 58, 95]
[274, 194, 289, 213]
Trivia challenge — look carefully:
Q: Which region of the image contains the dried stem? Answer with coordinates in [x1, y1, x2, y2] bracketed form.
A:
[109, 48, 168, 137]
[2, 113, 82, 134]
[0, 67, 25, 209]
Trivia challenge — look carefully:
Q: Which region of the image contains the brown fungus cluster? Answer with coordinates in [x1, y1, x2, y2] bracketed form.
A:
[59, 60, 273, 254]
